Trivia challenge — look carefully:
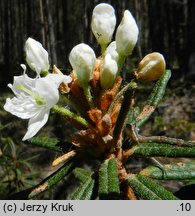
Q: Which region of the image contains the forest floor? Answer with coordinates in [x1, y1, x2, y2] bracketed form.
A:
[0, 81, 195, 199]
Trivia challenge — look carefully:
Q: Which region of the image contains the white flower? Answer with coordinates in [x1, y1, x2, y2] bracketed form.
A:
[69, 43, 96, 86]
[105, 41, 119, 62]
[25, 37, 50, 73]
[91, 3, 116, 45]
[100, 54, 118, 89]
[4, 66, 72, 141]
[116, 10, 139, 56]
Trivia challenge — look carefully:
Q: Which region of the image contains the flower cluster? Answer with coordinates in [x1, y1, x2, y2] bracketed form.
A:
[4, 3, 166, 158]
[71, 3, 139, 91]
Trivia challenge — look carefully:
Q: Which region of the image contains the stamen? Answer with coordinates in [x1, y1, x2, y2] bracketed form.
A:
[34, 95, 46, 105]
[16, 84, 34, 97]
[16, 84, 46, 105]
[20, 64, 27, 75]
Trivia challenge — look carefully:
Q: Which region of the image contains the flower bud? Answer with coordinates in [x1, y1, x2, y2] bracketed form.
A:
[100, 54, 118, 89]
[105, 41, 119, 62]
[135, 52, 166, 81]
[91, 3, 116, 46]
[25, 37, 50, 73]
[116, 10, 139, 56]
[69, 43, 96, 86]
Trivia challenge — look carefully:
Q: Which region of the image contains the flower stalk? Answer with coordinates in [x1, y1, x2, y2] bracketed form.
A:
[83, 85, 95, 108]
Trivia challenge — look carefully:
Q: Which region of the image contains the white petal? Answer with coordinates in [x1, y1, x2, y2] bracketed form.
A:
[45, 74, 72, 86]
[9, 74, 36, 96]
[34, 74, 71, 108]
[22, 109, 50, 141]
[35, 77, 59, 108]
[4, 96, 39, 119]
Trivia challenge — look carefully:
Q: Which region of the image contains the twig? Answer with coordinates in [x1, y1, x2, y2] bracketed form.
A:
[112, 82, 137, 150]
[125, 185, 137, 200]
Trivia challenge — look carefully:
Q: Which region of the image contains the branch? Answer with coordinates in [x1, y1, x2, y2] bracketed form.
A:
[112, 82, 137, 149]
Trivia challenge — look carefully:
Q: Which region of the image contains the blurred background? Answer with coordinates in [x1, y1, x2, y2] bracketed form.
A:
[0, 0, 195, 199]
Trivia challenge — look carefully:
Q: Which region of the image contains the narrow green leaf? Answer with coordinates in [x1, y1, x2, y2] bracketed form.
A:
[72, 167, 94, 200]
[98, 158, 120, 199]
[140, 162, 195, 180]
[52, 105, 89, 128]
[138, 136, 195, 147]
[137, 175, 179, 200]
[47, 162, 75, 187]
[28, 157, 78, 199]
[127, 107, 141, 125]
[136, 116, 150, 129]
[137, 70, 171, 127]
[73, 167, 93, 184]
[127, 174, 161, 200]
[127, 174, 179, 200]
[147, 69, 171, 107]
[28, 137, 60, 152]
[132, 143, 195, 157]
[72, 177, 95, 200]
